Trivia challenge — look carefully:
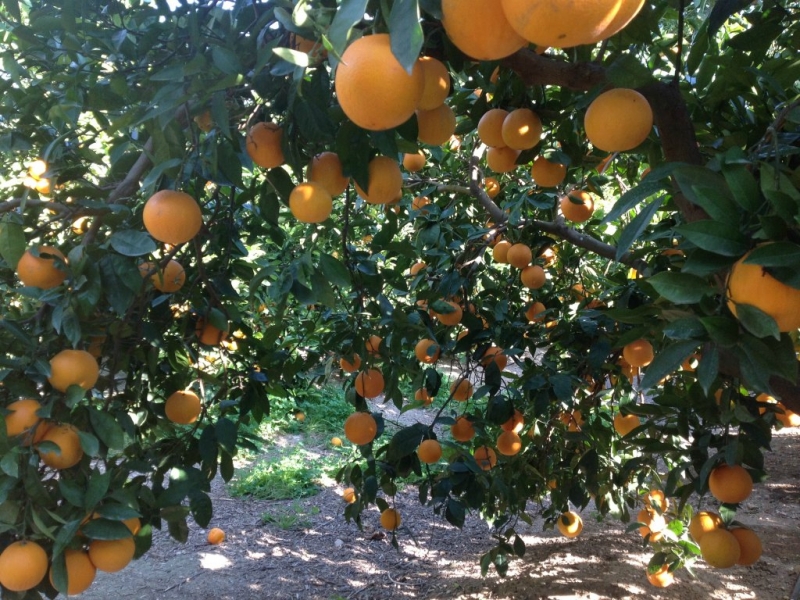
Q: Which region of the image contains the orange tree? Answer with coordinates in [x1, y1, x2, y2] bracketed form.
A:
[1, 0, 799, 594]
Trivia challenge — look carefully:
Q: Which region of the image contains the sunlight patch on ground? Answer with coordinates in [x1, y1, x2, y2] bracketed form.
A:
[199, 552, 232, 570]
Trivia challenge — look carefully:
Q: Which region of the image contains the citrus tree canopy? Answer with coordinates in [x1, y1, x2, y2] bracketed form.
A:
[0, 0, 798, 594]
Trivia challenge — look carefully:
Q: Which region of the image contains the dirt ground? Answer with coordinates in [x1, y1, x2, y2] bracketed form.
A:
[82, 419, 800, 600]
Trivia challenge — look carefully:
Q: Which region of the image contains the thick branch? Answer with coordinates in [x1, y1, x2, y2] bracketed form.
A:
[0, 198, 70, 214]
[468, 145, 507, 224]
[501, 48, 606, 91]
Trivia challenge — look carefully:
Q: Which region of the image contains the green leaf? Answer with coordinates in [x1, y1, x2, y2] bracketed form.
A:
[110, 230, 158, 257]
[615, 196, 665, 261]
[82, 518, 133, 540]
[211, 45, 243, 75]
[708, 0, 755, 36]
[677, 220, 748, 257]
[318, 253, 351, 287]
[0, 218, 26, 268]
[673, 166, 738, 225]
[721, 164, 761, 212]
[700, 316, 739, 346]
[606, 53, 654, 88]
[88, 408, 126, 451]
[639, 340, 700, 390]
[327, 0, 368, 60]
[388, 0, 423, 74]
[272, 47, 310, 68]
[603, 167, 672, 224]
[743, 242, 800, 268]
[697, 346, 719, 395]
[647, 271, 714, 304]
[386, 424, 426, 461]
[734, 304, 780, 340]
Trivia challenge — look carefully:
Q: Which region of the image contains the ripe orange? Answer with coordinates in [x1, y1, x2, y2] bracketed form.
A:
[354, 156, 403, 205]
[484, 176, 501, 199]
[700, 528, 741, 568]
[451, 416, 475, 442]
[417, 56, 450, 110]
[144, 190, 203, 246]
[88, 537, 135, 572]
[492, 239, 512, 263]
[139, 259, 186, 293]
[433, 300, 463, 326]
[623, 339, 654, 368]
[48, 349, 99, 392]
[644, 489, 669, 511]
[613, 412, 640, 436]
[165, 390, 202, 424]
[409, 261, 426, 276]
[342, 487, 357, 503]
[708, 464, 753, 504]
[637, 508, 666, 542]
[331, 436, 343, 447]
[380, 508, 401, 531]
[730, 527, 762, 566]
[560, 190, 595, 223]
[354, 368, 385, 399]
[727, 247, 800, 332]
[585, 88, 653, 152]
[689, 511, 722, 542]
[592, 0, 646, 43]
[16, 246, 67, 289]
[501, 409, 524, 433]
[646, 564, 674, 588]
[123, 518, 141, 535]
[775, 403, 800, 427]
[403, 151, 426, 172]
[497, 431, 522, 456]
[414, 388, 434, 405]
[501, 108, 542, 150]
[4, 399, 42, 442]
[474, 445, 497, 470]
[417, 103, 456, 146]
[29, 159, 48, 178]
[246, 122, 285, 169]
[441, 0, 526, 60]
[559, 410, 584, 432]
[308, 152, 349, 197]
[340, 353, 362, 373]
[477, 109, 509, 148]
[481, 346, 507, 371]
[51, 548, 96, 595]
[344, 412, 378, 445]
[415, 339, 440, 364]
[366, 335, 382, 355]
[289, 182, 333, 223]
[38, 424, 84, 469]
[486, 146, 520, 173]
[557, 511, 583, 538]
[521, 265, 546, 289]
[450, 378, 473, 401]
[531, 156, 567, 187]
[507, 243, 532, 268]
[193, 110, 213, 132]
[0, 540, 49, 592]
[417, 439, 442, 464]
[412, 196, 432, 212]
[334, 34, 423, 131]
[207, 527, 226, 545]
[525, 301, 546, 322]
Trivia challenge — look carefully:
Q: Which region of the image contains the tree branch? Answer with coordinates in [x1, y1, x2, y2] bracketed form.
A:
[0, 198, 70, 214]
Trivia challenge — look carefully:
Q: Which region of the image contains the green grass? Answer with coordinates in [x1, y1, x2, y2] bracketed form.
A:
[261, 501, 320, 529]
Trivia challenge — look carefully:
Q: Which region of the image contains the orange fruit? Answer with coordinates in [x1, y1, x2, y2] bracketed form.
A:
[246, 122, 285, 169]
[507, 243, 532, 268]
[122, 518, 141, 535]
[366, 335, 382, 356]
[450, 378, 473, 401]
[501, 0, 622, 48]
[380, 508, 401, 531]
[88, 537, 135, 572]
[584, 88, 653, 152]
[342, 487, 357, 503]
[344, 412, 378, 445]
[644, 489, 669, 511]
[0, 540, 49, 592]
[441, 0, 526, 60]
[637, 508, 666, 542]
[207, 527, 226, 545]
[38, 423, 83, 469]
[334, 34, 423, 131]
[289, 182, 333, 223]
[484, 176, 501, 198]
[331, 436, 343, 447]
[531, 156, 567, 187]
[689, 511, 723, 542]
[560, 190, 595, 223]
[501, 409, 524, 433]
[492, 239, 512, 263]
[417, 439, 442, 464]
[730, 527, 762, 566]
[557, 511, 583, 538]
[34, 178, 51, 195]
[613, 412, 640, 436]
[474, 445, 497, 470]
[354, 368, 385, 399]
[497, 431, 522, 456]
[433, 300, 463, 326]
[412, 196, 432, 211]
[525, 301, 546, 322]
[451, 416, 476, 442]
[481, 346, 507, 371]
[165, 390, 202, 424]
[196, 318, 229, 346]
[415, 339, 441, 364]
[339, 354, 362, 373]
[193, 110, 213, 132]
[29, 159, 48, 178]
[48, 349, 99, 392]
[414, 388, 434, 405]
[646, 564, 674, 588]
[143, 190, 203, 245]
[592, 0, 646, 43]
[699, 528, 741, 568]
[16, 246, 67, 289]
[139, 259, 186, 293]
[775, 403, 800, 427]
[288, 33, 326, 62]
[409, 261, 426, 276]
[559, 410, 584, 432]
[50, 548, 96, 595]
[486, 146, 520, 173]
[308, 152, 349, 197]
[403, 151, 426, 172]
[4, 398, 42, 441]
[521, 265, 546, 289]
[501, 108, 542, 150]
[623, 339, 654, 368]
[354, 156, 403, 205]
[708, 464, 753, 504]
[417, 103, 456, 146]
[477, 109, 509, 148]
[417, 56, 451, 110]
[727, 247, 800, 332]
